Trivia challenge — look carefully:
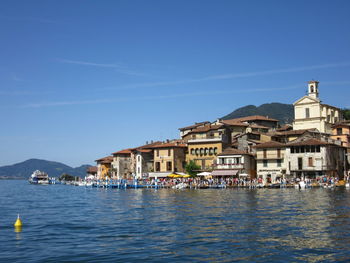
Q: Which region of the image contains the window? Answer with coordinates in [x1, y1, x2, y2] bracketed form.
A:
[263, 160, 268, 167]
[316, 146, 321, 152]
[277, 159, 282, 167]
[168, 149, 171, 156]
[137, 167, 140, 174]
[200, 148, 204, 156]
[263, 149, 267, 159]
[277, 149, 281, 158]
[138, 155, 141, 162]
[327, 115, 330, 122]
[291, 147, 295, 153]
[195, 148, 199, 156]
[166, 161, 172, 171]
[337, 128, 342, 135]
[204, 148, 209, 156]
[209, 148, 213, 155]
[156, 150, 159, 157]
[298, 158, 303, 170]
[191, 149, 195, 155]
[305, 108, 310, 118]
[155, 162, 161, 172]
[214, 147, 218, 155]
[308, 157, 313, 167]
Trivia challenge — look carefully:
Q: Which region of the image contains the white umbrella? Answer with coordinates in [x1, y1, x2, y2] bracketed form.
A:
[197, 172, 212, 176]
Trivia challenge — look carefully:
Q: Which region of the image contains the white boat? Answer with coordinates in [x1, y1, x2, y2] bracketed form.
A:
[29, 170, 49, 184]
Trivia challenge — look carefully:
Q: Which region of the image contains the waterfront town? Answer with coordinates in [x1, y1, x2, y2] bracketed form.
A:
[86, 80, 350, 188]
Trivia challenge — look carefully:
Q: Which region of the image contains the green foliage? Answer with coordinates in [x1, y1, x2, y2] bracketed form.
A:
[185, 160, 201, 177]
[221, 103, 294, 124]
[59, 173, 79, 181]
[341, 108, 350, 120]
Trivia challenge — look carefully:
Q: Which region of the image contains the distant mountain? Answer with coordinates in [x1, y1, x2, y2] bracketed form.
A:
[221, 103, 294, 124]
[0, 159, 91, 179]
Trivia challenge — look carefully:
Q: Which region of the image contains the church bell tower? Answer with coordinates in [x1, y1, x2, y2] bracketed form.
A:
[308, 80, 319, 99]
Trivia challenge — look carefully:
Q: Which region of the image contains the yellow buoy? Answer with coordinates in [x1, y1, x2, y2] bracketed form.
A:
[14, 214, 22, 227]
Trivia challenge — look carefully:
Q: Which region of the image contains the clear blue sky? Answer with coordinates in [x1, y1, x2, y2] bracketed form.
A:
[1, 0, 350, 167]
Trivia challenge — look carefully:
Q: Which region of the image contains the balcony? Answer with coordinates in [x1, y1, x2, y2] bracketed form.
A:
[212, 163, 244, 170]
[188, 135, 224, 143]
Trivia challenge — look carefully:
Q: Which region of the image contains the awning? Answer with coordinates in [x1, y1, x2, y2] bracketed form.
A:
[148, 172, 169, 178]
[212, 170, 239, 177]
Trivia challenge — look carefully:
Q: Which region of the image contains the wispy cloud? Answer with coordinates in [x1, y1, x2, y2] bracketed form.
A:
[108, 61, 350, 91]
[11, 73, 25, 82]
[20, 84, 302, 108]
[57, 58, 151, 77]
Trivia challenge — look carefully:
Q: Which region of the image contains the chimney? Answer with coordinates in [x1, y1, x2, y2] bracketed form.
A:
[166, 139, 170, 143]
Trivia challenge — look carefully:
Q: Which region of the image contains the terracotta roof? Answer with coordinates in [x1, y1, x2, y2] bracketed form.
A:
[220, 120, 249, 127]
[135, 141, 163, 150]
[218, 148, 250, 156]
[276, 124, 293, 132]
[147, 142, 187, 149]
[287, 138, 332, 147]
[179, 121, 210, 131]
[137, 149, 152, 153]
[187, 124, 224, 134]
[249, 124, 269, 129]
[95, 156, 113, 163]
[87, 166, 97, 173]
[112, 148, 133, 155]
[254, 141, 285, 149]
[332, 122, 350, 128]
[224, 115, 279, 123]
[274, 128, 318, 136]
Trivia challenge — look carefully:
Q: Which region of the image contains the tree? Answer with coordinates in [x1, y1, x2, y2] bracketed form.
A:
[185, 160, 201, 177]
[59, 173, 77, 181]
[341, 108, 350, 120]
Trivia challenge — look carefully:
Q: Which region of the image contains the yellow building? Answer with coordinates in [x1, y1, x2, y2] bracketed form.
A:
[182, 123, 230, 170]
[147, 141, 187, 177]
[95, 156, 113, 180]
[293, 80, 342, 134]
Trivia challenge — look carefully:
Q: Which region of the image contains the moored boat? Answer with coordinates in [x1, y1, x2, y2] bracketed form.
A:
[29, 170, 49, 184]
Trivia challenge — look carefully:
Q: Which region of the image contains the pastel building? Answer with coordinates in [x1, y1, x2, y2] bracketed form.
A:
[285, 138, 346, 179]
[95, 156, 113, 180]
[255, 141, 286, 183]
[111, 148, 133, 179]
[182, 123, 230, 171]
[148, 140, 187, 178]
[212, 148, 256, 178]
[293, 81, 342, 134]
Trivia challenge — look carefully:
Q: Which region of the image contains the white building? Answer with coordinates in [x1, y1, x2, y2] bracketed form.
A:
[212, 148, 256, 178]
[293, 80, 342, 134]
[285, 138, 346, 179]
[255, 141, 286, 183]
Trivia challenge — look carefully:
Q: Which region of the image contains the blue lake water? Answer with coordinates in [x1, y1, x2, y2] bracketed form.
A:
[1, 180, 350, 262]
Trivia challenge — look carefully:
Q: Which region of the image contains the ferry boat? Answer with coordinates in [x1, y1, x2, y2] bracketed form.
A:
[29, 170, 49, 184]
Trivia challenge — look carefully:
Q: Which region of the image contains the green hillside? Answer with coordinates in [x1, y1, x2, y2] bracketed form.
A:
[222, 103, 294, 123]
[0, 159, 91, 179]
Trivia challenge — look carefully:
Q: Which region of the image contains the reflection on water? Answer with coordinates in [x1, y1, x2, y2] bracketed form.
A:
[0, 181, 350, 262]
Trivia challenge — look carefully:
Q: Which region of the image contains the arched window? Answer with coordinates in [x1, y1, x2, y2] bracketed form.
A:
[214, 147, 218, 155]
[191, 149, 195, 155]
[209, 148, 213, 155]
[200, 148, 204, 156]
[204, 148, 209, 156]
[195, 148, 199, 156]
